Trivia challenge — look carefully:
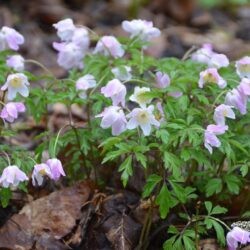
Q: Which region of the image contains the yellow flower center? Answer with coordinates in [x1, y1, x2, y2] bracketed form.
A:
[10, 77, 23, 88]
[39, 169, 47, 176]
[239, 64, 250, 73]
[203, 73, 216, 83]
[137, 111, 149, 124]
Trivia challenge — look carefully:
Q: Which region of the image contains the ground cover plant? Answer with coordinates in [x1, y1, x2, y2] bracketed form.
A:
[0, 18, 249, 249]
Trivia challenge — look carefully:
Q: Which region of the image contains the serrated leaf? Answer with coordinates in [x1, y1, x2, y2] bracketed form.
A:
[118, 156, 133, 187]
[224, 174, 241, 195]
[156, 184, 171, 219]
[205, 201, 213, 214]
[211, 219, 225, 246]
[142, 174, 162, 198]
[205, 178, 222, 197]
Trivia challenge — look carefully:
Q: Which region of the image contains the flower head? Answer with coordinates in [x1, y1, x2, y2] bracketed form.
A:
[101, 79, 127, 107]
[72, 27, 90, 51]
[32, 163, 52, 186]
[46, 158, 66, 181]
[226, 227, 250, 250]
[111, 66, 132, 82]
[198, 68, 226, 89]
[191, 43, 213, 65]
[238, 78, 250, 96]
[204, 124, 228, 154]
[127, 105, 160, 136]
[6, 55, 25, 71]
[76, 74, 96, 99]
[53, 42, 84, 70]
[122, 19, 161, 42]
[236, 56, 250, 79]
[209, 53, 229, 69]
[53, 18, 75, 42]
[96, 106, 127, 135]
[130, 87, 152, 108]
[0, 26, 24, 51]
[213, 104, 235, 125]
[155, 71, 170, 89]
[0, 165, 28, 188]
[225, 88, 248, 115]
[0, 102, 25, 123]
[94, 36, 124, 58]
[1, 73, 30, 100]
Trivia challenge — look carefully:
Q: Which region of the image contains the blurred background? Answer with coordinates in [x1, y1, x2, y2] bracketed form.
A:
[0, 0, 249, 77]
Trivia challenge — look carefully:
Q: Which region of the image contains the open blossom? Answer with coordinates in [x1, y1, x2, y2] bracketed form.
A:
[226, 227, 250, 250]
[204, 124, 228, 154]
[72, 27, 90, 51]
[76, 74, 96, 99]
[213, 104, 235, 125]
[96, 106, 127, 135]
[6, 55, 25, 71]
[32, 163, 52, 186]
[155, 71, 170, 89]
[225, 88, 248, 115]
[122, 19, 161, 42]
[209, 53, 229, 69]
[53, 42, 84, 70]
[1, 73, 29, 100]
[53, 18, 75, 42]
[94, 36, 124, 58]
[101, 79, 126, 107]
[198, 68, 227, 89]
[0, 26, 24, 51]
[0, 165, 28, 188]
[111, 66, 132, 82]
[236, 56, 250, 79]
[0, 102, 25, 123]
[191, 43, 213, 65]
[238, 78, 250, 96]
[127, 105, 160, 136]
[130, 87, 152, 108]
[46, 158, 66, 181]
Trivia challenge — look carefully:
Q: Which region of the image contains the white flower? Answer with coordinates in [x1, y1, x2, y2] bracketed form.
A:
[1, 73, 30, 100]
[111, 66, 132, 81]
[236, 56, 250, 79]
[130, 87, 152, 107]
[76, 74, 96, 99]
[213, 104, 235, 125]
[6, 55, 25, 71]
[53, 18, 76, 42]
[127, 105, 160, 136]
[0, 165, 28, 188]
[122, 19, 161, 42]
[32, 163, 52, 186]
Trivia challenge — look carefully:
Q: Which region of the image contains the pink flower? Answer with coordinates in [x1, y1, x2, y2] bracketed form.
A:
[53, 18, 75, 42]
[226, 227, 250, 250]
[32, 163, 52, 186]
[76, 74, 96, 99]
[94, 36, 124, 58]
[0, 26, 24, 51]
[209, 53, 229, 69]
[96, 106, 127, 136]
[0, 102, 25, 123]
[155, 71, 170, 89]
[191, 43, 213, 65]
[46, 158, 66, 181]
[236, 56, 250, 79]
[122, 19, 161, 42]
[225, 88, 248, 115]
[198, 68, 226, 89]
[238, 78, 250, 96]
[130, 87, 152, 108]
[101, 79, 127, 107]
[0, 165, 28, 188]
[168, 91, 183, 98]
[6, 55, 25, 71]
[1, 73, 30, 100]
[213, 104, 235, 125]
[72, 27, 90, 51]
[204, 124, 228, 154]
[127, 105, 160, 136]
[111, 66, 132, 81]
[53, 42, 84, 70]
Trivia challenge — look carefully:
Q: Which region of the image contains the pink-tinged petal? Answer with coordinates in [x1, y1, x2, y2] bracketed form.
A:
[46, 158, 66, 181]
[155, 71, 170, 89]
[140, 123, 151, 136]
[15, 102, 25, 112]
[168, 91, 183, 98]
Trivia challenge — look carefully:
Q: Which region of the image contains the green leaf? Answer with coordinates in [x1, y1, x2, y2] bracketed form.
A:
[118, 156, 133, 187]
[211, 205, 227, 215]
[163, 152, 183, 179]
[0, 188, 12, 208]
[211, 219, 225, 246]
[242, 210, 250, 218]
[142, 174, 162, 198]
[183, 235, 196, 250]
[102, 149, 126, 164]
[224, 174, 241, 195]
[169, 180, 186, 203]
[205, 201, 213, 214]
[240, 165, 248, 177]
[205, 178, 222, 197]
[135, 152, 147, 168]
[156, 184, 171, 219]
